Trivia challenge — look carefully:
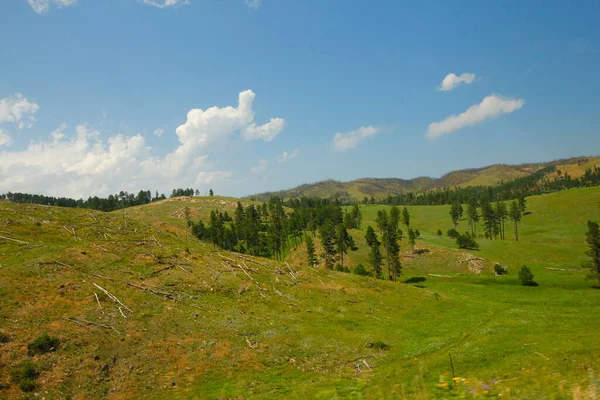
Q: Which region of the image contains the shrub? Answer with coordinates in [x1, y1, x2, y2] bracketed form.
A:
[519, 266, 537, 286]
[370, 341, 390, 350]
[353, 264, 372, 276]
[415, 229, 421, 238]
[11, 362, 39, 392]
[437, 229, 443, 237]
[28, 334, 60, 355]
[494, 263, 508, 275]
[0, 332, 11, 343]
[447, 228, 459, 238]
[413, 249, 430, 255]
[456, 233, 479, 250]
[335, 264, 344, 272]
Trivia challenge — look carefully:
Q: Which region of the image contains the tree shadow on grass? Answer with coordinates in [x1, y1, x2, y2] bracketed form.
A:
[404, 277, 426, 284]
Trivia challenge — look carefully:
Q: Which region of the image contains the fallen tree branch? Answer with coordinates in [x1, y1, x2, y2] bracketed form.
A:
[92, 282, 133, 313]
[94, 292, 103, 311]
[428, 274, 453, 278]
[64, 317, 121, 335]
[126, 282, 206, 310]
[0, 235, 29, 244]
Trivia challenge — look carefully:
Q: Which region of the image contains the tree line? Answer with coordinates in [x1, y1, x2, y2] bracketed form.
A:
[0, 187, 215, 212]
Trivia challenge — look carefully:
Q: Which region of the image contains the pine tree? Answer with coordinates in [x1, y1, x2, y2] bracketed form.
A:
[369, 240, 383, 278]
[402, 207, 410, 230]
[467, 199, 479, 236]
[408, 228, 416, 253]
[335, 224, 355, 270]
[585, 221, 600, 285]
[305, 235, 317, 267]
[319, 222, 336, 269]
[509, 200, 522, 241]
[450, 202, 463, 229]
[365, 226, 378, 247]
[495, 201, 508, 240]
[209, 189, 214, 196]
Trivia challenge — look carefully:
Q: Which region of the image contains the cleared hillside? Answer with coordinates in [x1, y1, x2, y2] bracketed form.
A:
[248, 156, 600, 202]
[1, 187, 600, 398]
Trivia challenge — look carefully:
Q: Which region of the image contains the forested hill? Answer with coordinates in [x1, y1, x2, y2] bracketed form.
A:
[247, 156, 600, 202]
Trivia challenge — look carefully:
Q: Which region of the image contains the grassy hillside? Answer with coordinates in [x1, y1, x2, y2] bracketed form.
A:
[248, 156, 600, 202]
[1, 187, 600, 398]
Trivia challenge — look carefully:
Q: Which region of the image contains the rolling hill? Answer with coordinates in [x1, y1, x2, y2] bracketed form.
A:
[1, 187, 600, 398]
[247, 156, 600, 202]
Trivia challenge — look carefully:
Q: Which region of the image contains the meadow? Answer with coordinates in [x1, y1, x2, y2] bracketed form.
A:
[0, 187, 599, 399]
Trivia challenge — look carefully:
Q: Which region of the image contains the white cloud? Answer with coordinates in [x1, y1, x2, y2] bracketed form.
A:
[0, 94, 39, 128]
[0, 90, 280, 198]
[438, 72, 476, 92]
[242, 118, 285, 142]
[142, 0, 189, 8]
[0, 130, 11, 147]
[246, 0, 261, 9]
[153, 128, 164, 137]
[332, 125, 380, 152]
[277, 149, 299, 163]
[426, 94, 525, 140]
[27, 0, 77, 14]
[250, 159, 269, 175]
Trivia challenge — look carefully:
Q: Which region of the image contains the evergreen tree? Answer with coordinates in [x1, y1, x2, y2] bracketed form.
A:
[209, 189, 214, 196]
[305, 235, 317, 267]
[509, 200, 522, 241]
[319, 222, 336, 269]
[408, 228, 416, 253]
[519, 265, 537, 286]
[402, 207, 410, 230]
[518, 192, 527, 213]
[467, 199, 479, 236]
[449, 202, 463, 229]
[335, 224, 355, 270]
[365, 226, 378, 247]
[495, 201, 508, 240]
[369, 241, 383, 278]
[585, 221, 600, 285]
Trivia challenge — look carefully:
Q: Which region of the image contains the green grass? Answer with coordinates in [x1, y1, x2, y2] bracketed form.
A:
[0, 187, 599, 398]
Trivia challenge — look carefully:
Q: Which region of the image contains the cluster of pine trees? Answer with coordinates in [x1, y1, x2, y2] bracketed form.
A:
[191, 198, 363, 269]
[449, 196, 524, 241]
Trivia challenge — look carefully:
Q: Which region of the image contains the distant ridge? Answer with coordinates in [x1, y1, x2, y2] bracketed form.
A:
[246, 156, 600, 202]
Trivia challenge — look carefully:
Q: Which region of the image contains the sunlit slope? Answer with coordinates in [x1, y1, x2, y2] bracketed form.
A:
[118, 196, 262, 235]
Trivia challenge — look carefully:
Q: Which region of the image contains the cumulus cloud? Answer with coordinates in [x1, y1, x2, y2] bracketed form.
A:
[0, 94, 39, 129]
[426, 94, 525, 140]
[0, 130, 11, 147]
[246, 0, 261, 9]
[0, 90, 280, 198]
[250, 159, 269, 175]
[242, 118, 285, 142]
[142, 0, 189, 8]
[277, 149, 299, 163]
[438, 72, 476, 92]
[332, 125, 380, 152]
[153, 128, 164, 137]
[27, 0, 77, 14]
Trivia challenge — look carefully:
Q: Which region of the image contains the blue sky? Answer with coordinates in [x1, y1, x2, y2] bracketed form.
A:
[1, 0, 599, 198]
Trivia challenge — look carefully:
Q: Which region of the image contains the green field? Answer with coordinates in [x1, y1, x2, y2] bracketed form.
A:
[1, 187, 599, 399]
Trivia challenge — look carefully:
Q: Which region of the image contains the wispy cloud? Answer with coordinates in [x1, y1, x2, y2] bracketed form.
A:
[27, 0, 77, 14]
[246, 0, 261, 9]
[438, 72, 476, 92]
[250, 159, 269, 175]
[277, 149, 299, 163]
[332, 125, 380, 152]
[0, 129, 11, 147]
[153, 128, 164, 137]
[426, 94, 524, 140]
[142, 0, 189, 8]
